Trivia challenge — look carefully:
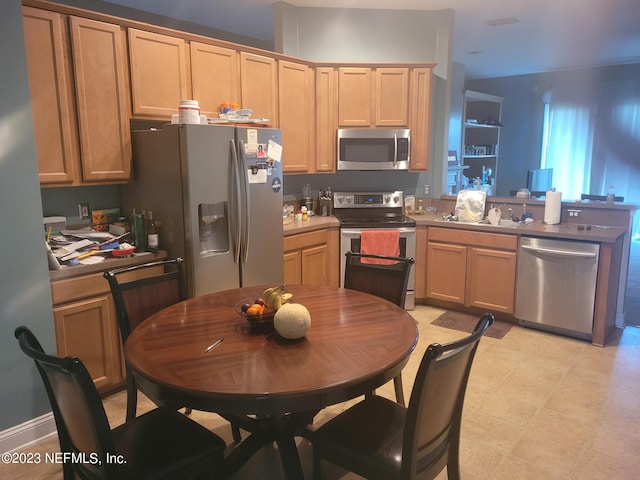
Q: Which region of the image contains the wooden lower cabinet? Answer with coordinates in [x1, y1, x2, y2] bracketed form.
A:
[53, 294, 122, 393]
[466, 247, 517, 312]
[426, 242, 467, 304]
[283, 228, 339, 287]
[425, 227, 517, 313]
[49, 265, 163, 394]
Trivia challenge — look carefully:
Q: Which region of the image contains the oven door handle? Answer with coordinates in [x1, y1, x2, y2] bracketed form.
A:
[341, 227, 416, 236]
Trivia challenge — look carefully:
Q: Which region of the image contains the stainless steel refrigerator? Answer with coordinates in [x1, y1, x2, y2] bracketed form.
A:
[121, 123, 284, 297]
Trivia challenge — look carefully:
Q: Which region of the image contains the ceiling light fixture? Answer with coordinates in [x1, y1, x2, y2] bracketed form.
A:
[485, 17, 519, 27]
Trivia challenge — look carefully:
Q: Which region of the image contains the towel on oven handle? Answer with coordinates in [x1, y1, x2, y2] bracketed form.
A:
[360, 230, 400, 264]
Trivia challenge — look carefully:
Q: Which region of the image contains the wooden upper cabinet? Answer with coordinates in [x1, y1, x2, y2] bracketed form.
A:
[69, 16, 130, 182]
[190, 42, 240, 118]
[409, 67, 432, 171]
[22, 6, 79, 185]
[375, 68, 409, 126]
[338, 67, 373, 127]
[278, 60, 314, 173]
[315, 67, 337, 172]
[129, 28, 190, 118]
[240, 52, 278, 124]
[338, 67, 410, 128]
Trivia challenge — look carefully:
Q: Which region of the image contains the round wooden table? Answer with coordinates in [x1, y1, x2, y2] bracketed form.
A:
[125, 284, 418, 479]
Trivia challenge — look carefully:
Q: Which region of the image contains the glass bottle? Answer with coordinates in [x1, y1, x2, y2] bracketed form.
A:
[147, 211, 159, 251]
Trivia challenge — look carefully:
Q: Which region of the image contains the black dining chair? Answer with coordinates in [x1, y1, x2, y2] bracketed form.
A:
[104, 258, 189, 422]
[308, 312, 494, 480]
[581, 193, 625, 202]
[344, 251, 415, 405]
[15, 326, 227, 480]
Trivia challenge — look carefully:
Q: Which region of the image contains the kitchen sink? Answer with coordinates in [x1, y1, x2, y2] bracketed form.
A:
[433, 218, 525, 228]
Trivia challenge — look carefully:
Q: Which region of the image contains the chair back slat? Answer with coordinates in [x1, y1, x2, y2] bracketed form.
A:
[119, 272, 183, 333]
[344, 251, 414, 308]
[105, 258, 187, 341]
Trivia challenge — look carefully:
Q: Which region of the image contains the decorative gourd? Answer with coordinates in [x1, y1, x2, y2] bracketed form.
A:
[273, 303, 311, 339]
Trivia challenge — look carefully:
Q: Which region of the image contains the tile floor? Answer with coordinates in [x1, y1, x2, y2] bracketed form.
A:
[4, 305, 640, 479]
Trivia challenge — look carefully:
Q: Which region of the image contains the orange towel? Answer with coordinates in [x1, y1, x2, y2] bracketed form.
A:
[360, 230, 400, 264]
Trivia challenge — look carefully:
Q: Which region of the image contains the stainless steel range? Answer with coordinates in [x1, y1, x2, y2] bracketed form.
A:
[333, 191, 417, 309]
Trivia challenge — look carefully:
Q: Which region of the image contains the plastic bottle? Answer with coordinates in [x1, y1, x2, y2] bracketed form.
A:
[179, 100, 200, 124]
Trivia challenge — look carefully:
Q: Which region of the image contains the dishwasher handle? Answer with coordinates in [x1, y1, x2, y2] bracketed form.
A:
[520, 244, 598, 259]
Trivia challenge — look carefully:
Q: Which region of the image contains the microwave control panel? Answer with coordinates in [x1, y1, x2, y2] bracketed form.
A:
[333, 191, 404, 209]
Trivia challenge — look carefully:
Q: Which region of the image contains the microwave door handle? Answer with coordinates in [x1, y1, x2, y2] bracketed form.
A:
[393, 134, 398, 167]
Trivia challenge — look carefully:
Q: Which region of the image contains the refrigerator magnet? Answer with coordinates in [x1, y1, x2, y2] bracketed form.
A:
[267, 139, 282, 163]
[247, 167, 267, 184]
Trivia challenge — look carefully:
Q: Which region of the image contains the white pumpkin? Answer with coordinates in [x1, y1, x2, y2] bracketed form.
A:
[273, 303, 311, 339]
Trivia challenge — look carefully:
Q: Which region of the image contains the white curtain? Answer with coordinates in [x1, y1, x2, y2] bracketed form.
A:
[542, 95, 594, 201]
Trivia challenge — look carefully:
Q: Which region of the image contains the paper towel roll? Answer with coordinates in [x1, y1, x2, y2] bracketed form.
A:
[544, 190, 562, 224]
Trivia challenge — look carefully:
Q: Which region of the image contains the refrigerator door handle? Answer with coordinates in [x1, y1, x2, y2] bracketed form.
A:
[237, 140, 250, 263]
[230, 139, 242, 263]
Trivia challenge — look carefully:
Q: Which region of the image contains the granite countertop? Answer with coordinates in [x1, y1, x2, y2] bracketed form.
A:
[408, 214, 627, 244]
[49, 250, 168, 282]
[282, 212, 625, 244]
[283, 215, 340, 236]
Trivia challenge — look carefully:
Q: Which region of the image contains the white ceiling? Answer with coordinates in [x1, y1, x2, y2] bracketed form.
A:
[104, 0, 640, 79]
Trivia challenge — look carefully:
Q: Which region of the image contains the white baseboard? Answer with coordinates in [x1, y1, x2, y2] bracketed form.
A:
[0, 412, 57, 453]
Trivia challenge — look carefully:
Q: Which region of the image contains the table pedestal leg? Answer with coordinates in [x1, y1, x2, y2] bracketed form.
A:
[222, 411, 316, 479]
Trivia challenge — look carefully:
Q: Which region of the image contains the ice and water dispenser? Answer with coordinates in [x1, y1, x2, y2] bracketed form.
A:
[198, 202, 229, 256]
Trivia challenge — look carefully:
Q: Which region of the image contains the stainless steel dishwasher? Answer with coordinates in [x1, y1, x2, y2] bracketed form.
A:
[515, 237, 600, 340]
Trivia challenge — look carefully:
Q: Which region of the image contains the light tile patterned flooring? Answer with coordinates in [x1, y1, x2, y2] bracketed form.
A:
[4, 305, 640, 479]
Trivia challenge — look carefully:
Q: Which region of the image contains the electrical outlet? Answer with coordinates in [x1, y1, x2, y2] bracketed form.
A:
[423, 184, 430, 196]
[568, 209, 581, 217]
[79, 203, 90, 220]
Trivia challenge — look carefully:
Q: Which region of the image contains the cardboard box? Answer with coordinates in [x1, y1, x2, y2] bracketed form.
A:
[92, 208, 120, 231]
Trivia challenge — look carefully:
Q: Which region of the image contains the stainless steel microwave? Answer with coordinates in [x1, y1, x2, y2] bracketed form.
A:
[337, 128, 410, 171]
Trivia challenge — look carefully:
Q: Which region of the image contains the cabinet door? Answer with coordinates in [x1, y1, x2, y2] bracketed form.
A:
[467, 247, 516, 313]
[70, 16, 131, 182]
[53, 295, 122, 393]
[278, 60, 314, 173]
[315, 67, 337, 172]
[301, 244, 329, 286]
[284, 250, 302, 285]
[338, 67, 373, 126]
[426, 242, 467, 304]
[129, 28, 190, 118]
[409, 67, 432, 171]
[190, 42, 240, 118]
[240, 52, 278, 124]
[375, 68, 409, 126]
[22, 7, 80, 185]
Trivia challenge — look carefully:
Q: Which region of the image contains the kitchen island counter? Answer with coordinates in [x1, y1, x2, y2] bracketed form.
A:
[408, 215, 627, 244]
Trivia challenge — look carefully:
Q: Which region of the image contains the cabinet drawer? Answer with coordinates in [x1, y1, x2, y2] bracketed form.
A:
[51, 266, 163, 305]
[428, 227, 517, 251]
[284, 229, 329, 252]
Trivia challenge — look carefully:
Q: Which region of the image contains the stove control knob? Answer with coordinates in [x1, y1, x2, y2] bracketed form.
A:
[392, 195, 399, 205]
